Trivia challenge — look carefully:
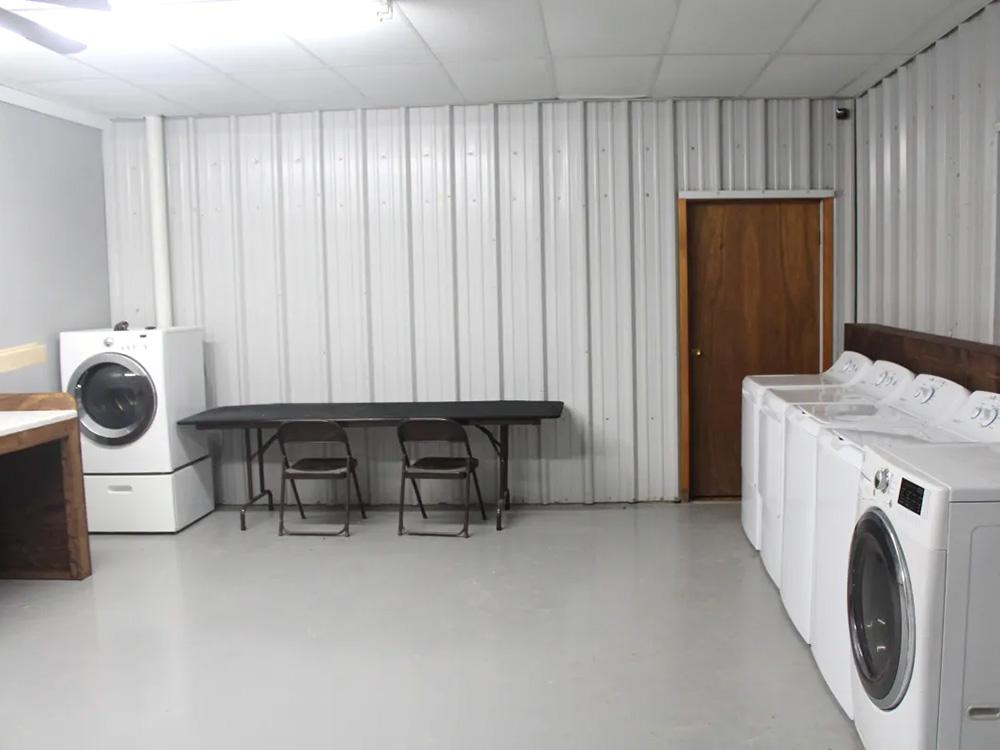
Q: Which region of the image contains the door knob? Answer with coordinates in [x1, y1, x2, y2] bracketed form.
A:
[692, 348, 703, 357]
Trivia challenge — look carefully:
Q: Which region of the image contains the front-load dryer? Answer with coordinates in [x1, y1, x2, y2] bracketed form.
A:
[810, 390, 1000, 719]
[757, 360, 914, 586]
[60, 327, 213, 532]
[849, 441, 1000, 750]
[779, 374, 969, 643]
[740, 350, 872, 550]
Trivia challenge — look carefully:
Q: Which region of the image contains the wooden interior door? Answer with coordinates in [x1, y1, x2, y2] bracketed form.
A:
[683, 199, 824, 498]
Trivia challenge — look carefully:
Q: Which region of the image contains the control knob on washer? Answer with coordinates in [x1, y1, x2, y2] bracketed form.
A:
[874, 467, 891, 493]
[978, 407, 999, 427]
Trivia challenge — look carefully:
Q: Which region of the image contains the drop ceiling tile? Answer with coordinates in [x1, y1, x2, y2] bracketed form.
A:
[142, 76, 278, 116]
[541, 0, 678, 56]
[653, 55, 770, 97]
[553, 55, 659, 98]
[444, 58, 555, 102]
[744, 54, 880, 98]
[155, 3, 324, 73]
[0, 30, 98, 83]
[288, 12, 432, 67]
[22, 77, 189, 117]
[668, 0, 816, 54]
[398, 0, 548, 61]
[75, 44, 217, 85]
[336, 62, 463, 107]
[784, 0, 954, 54]
[233, 69, 368, 108]
[168, 39, 322, 75]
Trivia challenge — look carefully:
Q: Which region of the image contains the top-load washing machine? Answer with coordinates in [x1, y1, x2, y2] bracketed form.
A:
[60, 327, 214, 532]
[810, 390, 1000, 719]
[849, 441, 1000, 750]
[740, 350, 872, 550]
[756, 360, 914, 586]
[779, 374, 969, 643]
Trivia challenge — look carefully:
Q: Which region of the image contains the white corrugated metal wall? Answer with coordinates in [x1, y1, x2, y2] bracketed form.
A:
[102, 98, 853, 505]
[857, 2, 1000, 342]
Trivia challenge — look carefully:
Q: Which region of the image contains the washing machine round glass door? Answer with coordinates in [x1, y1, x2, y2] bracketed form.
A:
[69, 353, 157, 446]
[847, 507, 916, 710]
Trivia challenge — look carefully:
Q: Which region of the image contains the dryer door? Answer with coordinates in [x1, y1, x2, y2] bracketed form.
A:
[847, 507, 916, 710]
[68, 353, 157, 446]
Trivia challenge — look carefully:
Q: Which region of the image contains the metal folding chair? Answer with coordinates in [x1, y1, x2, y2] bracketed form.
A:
[276, 420, 366, 537]
[396, 418, 487, 538]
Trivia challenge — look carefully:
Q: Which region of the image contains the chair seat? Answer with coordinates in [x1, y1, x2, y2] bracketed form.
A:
[404, 456, 478, 478]
[286, 457, 357, 478]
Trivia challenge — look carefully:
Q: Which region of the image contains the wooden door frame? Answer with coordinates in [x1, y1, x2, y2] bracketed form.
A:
[677, 195, 835, 501]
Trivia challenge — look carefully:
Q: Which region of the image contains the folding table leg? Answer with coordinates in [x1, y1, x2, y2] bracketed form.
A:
[497, 424, 510, 531]
[240, 428, 274, 531]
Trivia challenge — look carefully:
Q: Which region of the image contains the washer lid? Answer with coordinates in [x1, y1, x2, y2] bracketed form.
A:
[68, 352, 157, 447]
[848, 507, 916, 711]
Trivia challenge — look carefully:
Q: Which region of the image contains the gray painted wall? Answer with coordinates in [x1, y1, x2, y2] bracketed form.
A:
[0, 102, 109, 392]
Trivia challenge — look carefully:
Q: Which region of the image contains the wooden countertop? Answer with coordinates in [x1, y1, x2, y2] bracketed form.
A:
[0, 410, 76, 440]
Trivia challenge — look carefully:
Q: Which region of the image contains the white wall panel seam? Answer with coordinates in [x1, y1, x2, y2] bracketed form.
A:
[403, 107, 418, 402]
[359, 109, 375, 401]
[626, 100, 640, 499]
[227, 116, 248, 403]
[270, 112, 289, 400]
[448, 105, 461, 399]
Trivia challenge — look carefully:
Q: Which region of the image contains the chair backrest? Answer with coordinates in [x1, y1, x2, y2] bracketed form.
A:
[277, 420, 351, 457]
[397, 418, 470, 455]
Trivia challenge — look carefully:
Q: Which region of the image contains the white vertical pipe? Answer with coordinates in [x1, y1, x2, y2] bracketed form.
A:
[145, 114, 173, 328]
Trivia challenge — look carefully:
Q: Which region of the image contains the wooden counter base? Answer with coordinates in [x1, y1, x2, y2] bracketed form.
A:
[0, 394, 91, 580]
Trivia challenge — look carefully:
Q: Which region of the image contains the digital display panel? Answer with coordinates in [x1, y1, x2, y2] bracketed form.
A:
[898, 478, 925, 515]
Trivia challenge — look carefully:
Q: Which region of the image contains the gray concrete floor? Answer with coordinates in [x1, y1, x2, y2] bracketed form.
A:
[0, 503, 861, 750]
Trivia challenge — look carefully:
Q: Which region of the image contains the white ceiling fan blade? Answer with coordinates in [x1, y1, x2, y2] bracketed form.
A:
[0, 8, 87, 54]
[27, 0, 112, 10]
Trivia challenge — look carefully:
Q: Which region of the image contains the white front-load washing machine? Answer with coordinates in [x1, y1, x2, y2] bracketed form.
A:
[60, 327, 214, 532]
[849, 441, 1000, 750]
[757, 360, 914, 586]
[740, 350, 872, 550]
[810, 390, 1000, 719]
[779, 374, 969, 643]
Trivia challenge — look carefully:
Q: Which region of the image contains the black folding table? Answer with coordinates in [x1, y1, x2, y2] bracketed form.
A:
[179, 400, 564, 532]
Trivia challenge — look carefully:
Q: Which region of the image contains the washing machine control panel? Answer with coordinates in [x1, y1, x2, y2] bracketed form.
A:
[950, 392, 1000, 439]
[99, 335, 151, 353]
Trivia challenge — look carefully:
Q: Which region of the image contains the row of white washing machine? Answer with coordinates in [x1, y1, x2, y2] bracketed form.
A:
[741, 352, 1000, 750]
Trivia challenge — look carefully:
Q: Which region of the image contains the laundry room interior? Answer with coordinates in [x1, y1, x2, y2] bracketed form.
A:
[2, 1, 1000, 748]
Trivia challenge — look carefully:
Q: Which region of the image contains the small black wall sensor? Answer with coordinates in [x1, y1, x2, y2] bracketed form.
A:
[835, 107, 852, 121]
